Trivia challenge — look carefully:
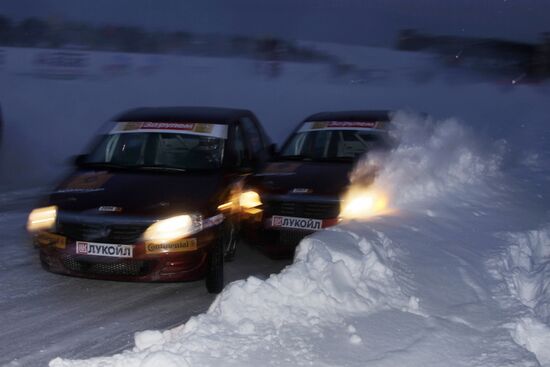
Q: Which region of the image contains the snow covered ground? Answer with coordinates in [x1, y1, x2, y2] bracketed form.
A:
[0, 45, 549, 366]
[0, 192, 290, 367]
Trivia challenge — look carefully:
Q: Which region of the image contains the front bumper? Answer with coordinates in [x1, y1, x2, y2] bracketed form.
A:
[35, 225, 220, 282]
[242, 194, 340, 256]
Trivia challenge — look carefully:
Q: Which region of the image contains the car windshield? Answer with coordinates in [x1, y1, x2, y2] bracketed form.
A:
[84, 122, 227, 170]
[280, 125, 390, 162]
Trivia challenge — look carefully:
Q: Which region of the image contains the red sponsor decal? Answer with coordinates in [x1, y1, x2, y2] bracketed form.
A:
[76, 242, 88, 254]
[272, 216, 283, 226]
[326, 121, 377, 128]
[322, 218, 340, 228]
[142, 122, 195, 131]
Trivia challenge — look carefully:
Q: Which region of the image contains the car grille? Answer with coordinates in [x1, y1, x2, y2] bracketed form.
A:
[62, 256, 150, 276]
[266, 201, 339, 219]
[56, 222, 148, 244]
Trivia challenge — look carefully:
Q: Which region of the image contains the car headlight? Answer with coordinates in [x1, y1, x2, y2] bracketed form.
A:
[239, 191, 262, 209]
[27, 206, 57, 232]
[143, 214, 202, 243]
[340, 188, 388, 220]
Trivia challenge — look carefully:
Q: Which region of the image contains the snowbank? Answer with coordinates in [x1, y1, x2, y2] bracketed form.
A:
[488, 226, 550, 365]
[50, 225, 418, 367]
[493, 227, 550, 322]
[512, 318, 550, 366]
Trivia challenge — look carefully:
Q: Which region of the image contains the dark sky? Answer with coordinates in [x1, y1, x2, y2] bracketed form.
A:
[0, 0, 548, 46]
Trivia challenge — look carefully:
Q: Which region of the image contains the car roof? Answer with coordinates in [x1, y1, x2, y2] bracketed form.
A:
[115, 106, 254, 124]
[304, 110, 392, 122]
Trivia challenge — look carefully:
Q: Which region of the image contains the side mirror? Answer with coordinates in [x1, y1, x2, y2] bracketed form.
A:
[224, 150, 239, 169]
[224, 151, 253, 173]
[73, 154, 88, 166]
[268, 143, 278, 156]
[237, 165, 254, 174]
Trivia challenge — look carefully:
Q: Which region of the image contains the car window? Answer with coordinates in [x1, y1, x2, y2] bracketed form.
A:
[240, 117, 263, 154]
[232, 124, 252, 168]
[86, 132, 225, 170]
[154, 133, 223, 168]
[254, 118, 271, 148]
[95, 133, 147, 166]
[280, 129, 390, 161]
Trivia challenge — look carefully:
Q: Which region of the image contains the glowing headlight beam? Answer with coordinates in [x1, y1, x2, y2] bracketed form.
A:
[340, 188, 388, 220]
[239, 191, 262, 209]
[217, 201, 233, 211]
[27, 206, 57, 232]
[143, 214, 202, 243]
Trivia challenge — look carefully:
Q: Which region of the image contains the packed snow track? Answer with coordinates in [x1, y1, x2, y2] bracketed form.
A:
[0, 191, 290, 367]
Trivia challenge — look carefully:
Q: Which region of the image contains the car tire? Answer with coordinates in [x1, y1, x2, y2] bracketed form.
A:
[205, 236, 224, 294]
[223, 219, 238, 262]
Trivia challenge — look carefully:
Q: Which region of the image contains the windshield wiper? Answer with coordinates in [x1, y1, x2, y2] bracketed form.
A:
[131, 164, 187, 172]
[80, 162, 187, 172]
[314, 156, 354, 162]
[79, 162, 128, 169]
[278, 155, 353, 162]
[278, 154, 313, 161]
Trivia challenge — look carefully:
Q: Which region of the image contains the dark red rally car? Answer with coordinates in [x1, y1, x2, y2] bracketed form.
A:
[27, 107, 272, 293]
[242, 110, 393, 257]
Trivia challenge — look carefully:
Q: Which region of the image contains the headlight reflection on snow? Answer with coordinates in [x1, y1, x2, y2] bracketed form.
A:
[340, 187, 389, 220]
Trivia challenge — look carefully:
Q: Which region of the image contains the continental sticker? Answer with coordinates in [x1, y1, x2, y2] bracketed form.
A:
[300, 121, 384, 132]
[145, 238, 198, 254]
[36, 232, 67, 249]
[111, 121, 227, 139]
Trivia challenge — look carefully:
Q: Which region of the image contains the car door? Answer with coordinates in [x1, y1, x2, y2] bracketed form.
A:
[217, 121, 256, 258]
[220, 122, 255, 211]
[230, 121, 254, 172]
[239, 115, 271, 171]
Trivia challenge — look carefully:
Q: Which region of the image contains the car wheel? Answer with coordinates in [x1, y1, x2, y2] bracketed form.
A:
[205, 236, 224, 294]
[223, 219, 238, 262]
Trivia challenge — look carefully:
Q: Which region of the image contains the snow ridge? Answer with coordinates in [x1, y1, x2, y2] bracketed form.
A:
[50, 226, 415, 367]
[488, 226, 550, 366]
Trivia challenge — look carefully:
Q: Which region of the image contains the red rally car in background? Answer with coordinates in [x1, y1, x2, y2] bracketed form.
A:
[241, 110, 394, 258]
[27, 107, 272, 293]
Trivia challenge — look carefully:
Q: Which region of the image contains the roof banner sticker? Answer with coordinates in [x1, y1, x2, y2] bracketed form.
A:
[299, 121, 384, 132]
[111, 122, 228, 139]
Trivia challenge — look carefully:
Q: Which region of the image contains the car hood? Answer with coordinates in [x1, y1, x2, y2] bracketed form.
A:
[250, 160, 355, 197]
[49, 169, 225, 218]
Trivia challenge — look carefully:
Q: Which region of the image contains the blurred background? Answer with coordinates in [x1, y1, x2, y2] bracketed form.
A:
[0, 0, 548, 191]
